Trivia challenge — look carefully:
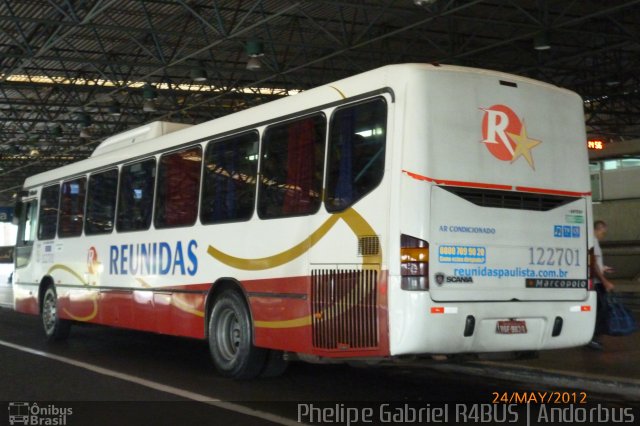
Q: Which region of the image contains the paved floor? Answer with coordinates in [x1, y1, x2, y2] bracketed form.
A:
[0, 284, 12, 308]
[0, 285, 638, 425]
[0, 307, 555, 425]
[493, 329, 640, 381]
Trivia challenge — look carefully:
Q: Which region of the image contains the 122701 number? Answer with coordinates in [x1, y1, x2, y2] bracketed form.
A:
[529, 247, 581, 267]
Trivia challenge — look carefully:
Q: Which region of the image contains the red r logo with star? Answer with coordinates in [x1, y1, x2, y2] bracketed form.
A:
[480, 104, 542, 170]
[87, 246, 98, 274]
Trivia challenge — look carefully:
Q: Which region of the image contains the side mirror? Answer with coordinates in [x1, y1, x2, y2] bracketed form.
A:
[12, 202, 22, 226]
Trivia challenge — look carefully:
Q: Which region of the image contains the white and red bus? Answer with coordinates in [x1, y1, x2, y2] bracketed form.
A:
[13, 64, 595, 378]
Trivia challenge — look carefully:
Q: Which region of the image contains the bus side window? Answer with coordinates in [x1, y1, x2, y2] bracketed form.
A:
[258, 114, 326, 219]
[59, 178, 87, 238]
[325, 98, 387, 212]
[201, 132, 258, 224]
[155, 146, 202, 228]
[15, 200, 37, 268]
[85, 169, 118, 235]
[117, 159, 156, 232]
[38, 184, 60, 240]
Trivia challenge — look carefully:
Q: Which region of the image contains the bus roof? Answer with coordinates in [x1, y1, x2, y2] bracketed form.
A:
[23, 63, 576, 189]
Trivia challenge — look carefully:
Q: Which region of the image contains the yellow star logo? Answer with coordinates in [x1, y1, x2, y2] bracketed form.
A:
[506, 120, 542, 170]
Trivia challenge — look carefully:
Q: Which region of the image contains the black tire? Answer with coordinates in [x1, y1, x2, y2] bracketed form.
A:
[260, 350, 288, 378]
[41, 285, 71, 342]
[208, 290, 266, 379]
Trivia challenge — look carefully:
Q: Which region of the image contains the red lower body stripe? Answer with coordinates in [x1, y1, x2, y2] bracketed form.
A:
[13, 272, 390, 358]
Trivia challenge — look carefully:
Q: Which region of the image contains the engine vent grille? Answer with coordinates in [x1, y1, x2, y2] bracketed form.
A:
[358, 236, 380, 256]
[441, 186, 577, 211]
[311, 269, 378, 350]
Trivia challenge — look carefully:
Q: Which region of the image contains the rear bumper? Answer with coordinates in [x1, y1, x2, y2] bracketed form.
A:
[388, 275, 596, 355]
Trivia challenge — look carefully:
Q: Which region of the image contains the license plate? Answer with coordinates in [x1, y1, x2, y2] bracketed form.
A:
[496, 320, 527, 334]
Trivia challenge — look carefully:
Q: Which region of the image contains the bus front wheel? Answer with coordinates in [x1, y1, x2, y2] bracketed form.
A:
[208, 290, 266, 379]
[41, 285, 71, 342]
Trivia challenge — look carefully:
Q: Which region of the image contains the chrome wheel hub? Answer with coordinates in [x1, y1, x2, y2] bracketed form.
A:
[217, 308, 241, 361]
[42, 292, 57, 334]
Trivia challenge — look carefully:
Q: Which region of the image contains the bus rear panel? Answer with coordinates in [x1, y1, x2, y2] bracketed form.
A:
[391, 66, 594, 356]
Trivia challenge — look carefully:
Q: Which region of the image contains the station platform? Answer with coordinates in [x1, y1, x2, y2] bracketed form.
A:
[1, 281, 638, 400]
[421, 280, 640, 400]
[457, 324, 640, 400]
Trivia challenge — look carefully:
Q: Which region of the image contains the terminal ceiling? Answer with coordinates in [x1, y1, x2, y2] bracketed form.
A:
[0, 0, 639, 203]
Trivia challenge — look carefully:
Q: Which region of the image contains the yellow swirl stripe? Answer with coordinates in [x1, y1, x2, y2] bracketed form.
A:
[253, 275, 376, 329]
[171, 295, 205, 318]
[62, 304, 98, 322]
[135, 277, 152, 288]
[329, 85, 347, 99]
[206, 208, 381, 329]
[47, 264, 88, 286]
[207, 214, 340, 270]
[207, 208, 380, 271]
[137, 277, 204, 317]
[47, 264, 98, 322]
[254, 316, 311, 328]
[48, 268, 205, 320]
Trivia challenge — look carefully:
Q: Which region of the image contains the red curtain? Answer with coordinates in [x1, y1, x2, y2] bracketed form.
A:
[283, 119, 315, 214]
[163, 150, 200, 226]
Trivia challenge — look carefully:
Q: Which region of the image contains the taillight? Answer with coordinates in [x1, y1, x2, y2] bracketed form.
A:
[401, 234, 429, 291]
[587, 247, 595, 291]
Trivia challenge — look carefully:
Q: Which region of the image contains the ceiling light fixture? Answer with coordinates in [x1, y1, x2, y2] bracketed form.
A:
[77, 112, 92, 128]
[51, 125, 62, 139]
[108, 102, 121, 116]
[246, 39, 264, 71]
[142, 83, 158, 112]
[190, 64, 208, 82]
[143, 83, 157, 100]
[533, 31, 551, 50]
[79, 128, 91, 139]
[143, 99, 157, 112]
[246, 57, 262, 71]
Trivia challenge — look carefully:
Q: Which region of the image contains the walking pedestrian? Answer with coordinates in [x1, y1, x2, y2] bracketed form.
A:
[587, 220, 615, 350]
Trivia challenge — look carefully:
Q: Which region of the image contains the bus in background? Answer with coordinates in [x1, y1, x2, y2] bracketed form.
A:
[12, 64, 595, 379]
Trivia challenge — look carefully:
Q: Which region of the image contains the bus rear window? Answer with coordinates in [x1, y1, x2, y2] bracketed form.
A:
[155, 146, 202, 228]
[38, 184, 60, 240]
[117, 159, 156, 232]
[258, 114, 326, 219]
[59, 178, 87, 238]
[326, 98, 387, 212]
[201, 132, 258, 224]
[86, 169, 118, 235]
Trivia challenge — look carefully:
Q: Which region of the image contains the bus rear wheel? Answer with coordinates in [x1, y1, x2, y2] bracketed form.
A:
[208, 290, 266, 379]
[41, 285, 71, 342]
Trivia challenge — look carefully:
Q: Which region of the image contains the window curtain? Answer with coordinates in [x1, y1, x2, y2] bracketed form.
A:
[283, 119, 315, 214]
[334, 110, 355, 205]
[212, 144, 238, 221]
[164, 156, 179, 224]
